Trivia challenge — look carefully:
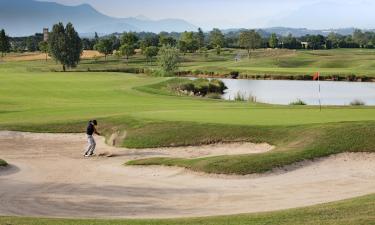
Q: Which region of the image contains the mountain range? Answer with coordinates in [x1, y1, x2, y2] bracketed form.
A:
[0, 0, 371, 37]
[0, 0, 197, 36]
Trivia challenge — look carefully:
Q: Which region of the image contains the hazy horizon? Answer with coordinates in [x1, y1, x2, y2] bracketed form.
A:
[37, 0, 375, 30]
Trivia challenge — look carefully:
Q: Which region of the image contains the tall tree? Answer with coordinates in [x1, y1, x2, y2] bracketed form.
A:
[82, 38, 95, 50]
[157, 45, 180, 76]
[353, 29, 367, 48]
[144, 46, 159, 64]
[94, 32, 99, 45]
[94, 38, 113, 60]
[110, 35, 121, 51]
[38, 41, 49, 61]
[327, 32, 340, 49]
[140, 34, 159, 52]
[0, 29, 10, 57]
[159, 35, 176, 46]
[239, 30, 262, 58]
[209, 28, 224, 54]
[121, 32, 139, 46]
[179, 31, 199, 53]
[49, 22, 82, 71]
[268, 33, 278, 48]
[119, 43, 135, 63]
[197, 28, 205, 49]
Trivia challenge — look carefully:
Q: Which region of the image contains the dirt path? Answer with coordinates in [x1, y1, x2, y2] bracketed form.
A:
[0, 131, 374, 219]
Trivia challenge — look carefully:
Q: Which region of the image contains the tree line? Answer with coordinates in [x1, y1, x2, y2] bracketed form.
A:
[3, 27, 375, 58]
[3, 24, 375, 73]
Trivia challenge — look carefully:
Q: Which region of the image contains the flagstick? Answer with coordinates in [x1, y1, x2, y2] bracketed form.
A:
[318, 73, 322, 112]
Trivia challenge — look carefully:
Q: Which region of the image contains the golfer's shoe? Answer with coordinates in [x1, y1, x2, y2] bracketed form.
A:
[84, 154, 90, 157]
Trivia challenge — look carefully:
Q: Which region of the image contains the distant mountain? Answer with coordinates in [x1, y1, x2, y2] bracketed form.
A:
[260, 27, 359, 37]
[268, 1, 375, 30]
[0, 0, 197, 36]
[224, 27, 366, 37]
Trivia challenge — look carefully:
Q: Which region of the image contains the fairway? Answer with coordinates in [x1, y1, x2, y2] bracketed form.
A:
[1, 59, 375, 129]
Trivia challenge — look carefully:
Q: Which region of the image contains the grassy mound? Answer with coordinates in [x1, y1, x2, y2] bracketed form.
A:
[0, 194, 374, 225]
[0, 159, 7, 167]
[137, 77, 227, 97]
[127, 121, 375, 175]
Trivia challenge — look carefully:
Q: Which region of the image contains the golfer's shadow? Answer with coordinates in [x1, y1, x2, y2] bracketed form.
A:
[100, 151, 169, 158]
[0, 164, 21, 176]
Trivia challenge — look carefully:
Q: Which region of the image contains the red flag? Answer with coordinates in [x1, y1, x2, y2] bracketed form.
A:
[313, 72, 320, 81]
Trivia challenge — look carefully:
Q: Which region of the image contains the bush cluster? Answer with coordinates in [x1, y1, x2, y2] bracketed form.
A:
[172, 78, 227, 96]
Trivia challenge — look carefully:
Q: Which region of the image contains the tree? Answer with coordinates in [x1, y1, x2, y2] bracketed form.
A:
[94, 38, 113, 60]
[160, 35, 176, 46]
[82, 38, 95, 50]
[209, 28, 224, 54]
[119, 44, 135, 63]
[49, 22, 82, 71]
[144, 46, 159, 64]
[38, 41, 49, 61]
[140, 34, 159, 52]
[353, 29, 367, 48]
[179, 31, 199, 53]
[307, 35, 325, 50]
[121, 32, 139, 46]
[282, 34, 301, 49]
[269, 33, 278, 48]
[0, 29, 10, 57]
[110, 35, 121, 51]
[197, 28, 205, 49]
[239, 30, 262, 58]
[159, 34, 177, 46]
[157, 45, 180, 76]
[327, 32, 340, 49]
[26, 37, 38, 52]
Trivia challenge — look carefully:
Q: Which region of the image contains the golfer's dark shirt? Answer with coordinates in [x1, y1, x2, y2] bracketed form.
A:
[87, 123, 94, 135]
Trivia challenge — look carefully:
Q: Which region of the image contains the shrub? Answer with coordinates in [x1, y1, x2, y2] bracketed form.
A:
[206, 93, 222, 99]
[289, 99, 307, 105]
[169, 78, 227, 97]
[230, 71, 240, 79]
[234, 92, 246, 101]
[350, 99, 366, 106]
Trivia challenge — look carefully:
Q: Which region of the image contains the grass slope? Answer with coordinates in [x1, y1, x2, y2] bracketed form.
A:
[0, 194, 374, 225]
[127, 121, 375, 174]
[1, 64, 375, 174]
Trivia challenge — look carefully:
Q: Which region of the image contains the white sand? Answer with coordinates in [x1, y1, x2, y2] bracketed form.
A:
[0, 131, 374, 219]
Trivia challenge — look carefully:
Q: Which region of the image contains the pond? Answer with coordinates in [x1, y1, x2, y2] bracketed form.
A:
[218, 79, 375, 106]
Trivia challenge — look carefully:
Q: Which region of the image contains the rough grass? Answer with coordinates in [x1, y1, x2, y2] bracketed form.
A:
[0, 159, 7, 167]
[127, 121, 375, 174]
[0, 194, 374, 225]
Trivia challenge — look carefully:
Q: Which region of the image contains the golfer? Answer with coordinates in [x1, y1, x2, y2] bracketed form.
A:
[84, 120, 101, 157]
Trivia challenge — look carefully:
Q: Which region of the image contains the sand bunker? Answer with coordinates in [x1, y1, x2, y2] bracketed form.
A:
[0, 131, 374, 219]
[3, 50, 103, 62]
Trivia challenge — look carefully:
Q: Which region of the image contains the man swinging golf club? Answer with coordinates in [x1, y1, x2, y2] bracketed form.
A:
[84, 120, 101, 157]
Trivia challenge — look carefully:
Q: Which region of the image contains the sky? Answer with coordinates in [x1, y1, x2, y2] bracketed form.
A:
[38, 0, 375, 29]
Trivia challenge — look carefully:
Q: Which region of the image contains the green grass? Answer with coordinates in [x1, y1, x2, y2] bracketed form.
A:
[127, 121, 375, 174]
[1, 194, 374, 225]
[1, 52, 375, 223]
[6, 48, 375, 77]
[0, 159, 7, 167]
[1, 61, 375, 174]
